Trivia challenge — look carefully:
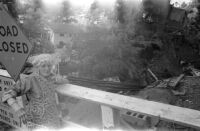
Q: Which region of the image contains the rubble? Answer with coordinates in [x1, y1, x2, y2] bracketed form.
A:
[120, 66, 200, 130]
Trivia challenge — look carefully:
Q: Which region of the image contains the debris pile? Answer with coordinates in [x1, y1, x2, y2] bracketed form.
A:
[121, 66, 200, 130]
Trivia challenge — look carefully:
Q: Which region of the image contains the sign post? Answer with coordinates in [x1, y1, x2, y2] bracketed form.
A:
[0, 4, 33, 82]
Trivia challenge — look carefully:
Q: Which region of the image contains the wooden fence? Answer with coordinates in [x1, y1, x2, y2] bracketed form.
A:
[56, 84, 200, 130]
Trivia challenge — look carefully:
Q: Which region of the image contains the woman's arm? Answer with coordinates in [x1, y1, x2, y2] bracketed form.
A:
[2, 74, 32, 103]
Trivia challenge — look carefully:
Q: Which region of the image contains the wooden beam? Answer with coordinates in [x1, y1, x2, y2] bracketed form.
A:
[57, 84, 200, 129]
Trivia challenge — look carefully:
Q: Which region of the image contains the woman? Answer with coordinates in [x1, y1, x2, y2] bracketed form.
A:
[2, 54, 68, 129]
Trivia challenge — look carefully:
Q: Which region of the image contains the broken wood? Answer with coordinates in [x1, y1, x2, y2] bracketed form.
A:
[147, 68, 158, 81]
[168, 74, 184, 88]
[190, 67, 200, 76]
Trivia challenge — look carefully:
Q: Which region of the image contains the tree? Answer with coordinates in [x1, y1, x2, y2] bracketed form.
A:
[14, 0, 55, 55]
[55, 1, 76, 23]
[115, 0, 126, 24]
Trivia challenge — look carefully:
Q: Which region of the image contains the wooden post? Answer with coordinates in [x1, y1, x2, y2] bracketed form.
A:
[101, 105, 114, 129]
[101, 105, 120, 130]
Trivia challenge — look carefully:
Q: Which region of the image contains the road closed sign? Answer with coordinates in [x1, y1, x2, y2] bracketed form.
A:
[0, 4, 33, 81]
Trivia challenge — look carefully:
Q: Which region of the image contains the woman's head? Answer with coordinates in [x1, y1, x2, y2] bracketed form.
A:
[28, 54, 60, 77]
[38, 60, 53, 77]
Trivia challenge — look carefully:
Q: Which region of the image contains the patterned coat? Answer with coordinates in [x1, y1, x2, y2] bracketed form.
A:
[13, 74, 63, 129]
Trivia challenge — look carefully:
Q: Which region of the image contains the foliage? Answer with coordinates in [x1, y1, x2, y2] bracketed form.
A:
[73, 2, 151, 84]
[184, 0, 200, 42]
[14, 0, 55, 55]
[75, 0, 197, 84]
[54, 1, 77, 23]
[6, 0, 200, 85]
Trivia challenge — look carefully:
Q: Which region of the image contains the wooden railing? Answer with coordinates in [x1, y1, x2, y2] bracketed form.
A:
[56, 84, 200, 130]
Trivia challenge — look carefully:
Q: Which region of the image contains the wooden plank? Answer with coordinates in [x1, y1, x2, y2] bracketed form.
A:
[57, 84, 200, 129]
[147, 68, 158, 81]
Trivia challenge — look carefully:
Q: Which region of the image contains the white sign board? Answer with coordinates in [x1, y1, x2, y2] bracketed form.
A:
[0, 102, 21, 128]
[0, 74, 21, 128]
[0, 4, 33, 81]
[0, 74, 14, 96]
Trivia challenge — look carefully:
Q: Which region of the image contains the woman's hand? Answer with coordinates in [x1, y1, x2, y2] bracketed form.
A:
[2, 90, 17, 103]
[2, 93, 13, 103]
[54, 75, 69, 84]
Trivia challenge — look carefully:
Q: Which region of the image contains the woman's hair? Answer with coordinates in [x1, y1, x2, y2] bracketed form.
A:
[29, 54, 57, 65]
[28, 54, 60, 75]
